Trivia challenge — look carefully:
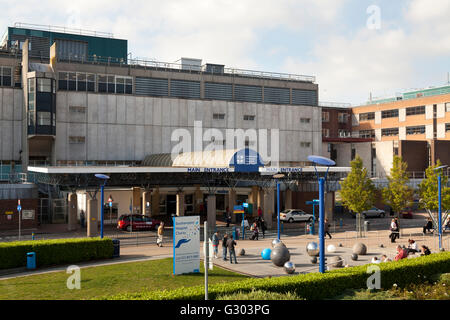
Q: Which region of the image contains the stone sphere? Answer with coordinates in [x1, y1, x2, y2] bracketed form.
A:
[327, 244, 337, 253]
[310, 257, 318, 264]
[239, 249, 245, 256]
[261, 248, 272, 260]
[271, 239, 281, 248]
[283, 261, 295, 274]
[306, 242, 320, 257]
[379, 244, 384, 248]
[351, 254, 358, 261]
[352, 243, 367, 255]
[328, 256, 343, 268]
[338, 243, 343, 247]
[271, 245, 291, 267]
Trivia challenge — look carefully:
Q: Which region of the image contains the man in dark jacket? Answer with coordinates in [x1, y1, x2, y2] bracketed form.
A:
[222, 233, 228, 261]
[226, 235, 238, 264]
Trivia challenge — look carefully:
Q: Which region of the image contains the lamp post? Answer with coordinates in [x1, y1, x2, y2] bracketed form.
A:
[273, 173, 285, 240]
[308, 155, 336, 273]
[95, 174, 110, 239]
[434, 165, 448, 250]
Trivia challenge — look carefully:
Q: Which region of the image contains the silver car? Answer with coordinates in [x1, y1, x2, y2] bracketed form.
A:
[280, 209, 314, 223]
[361, 207, 386, 218]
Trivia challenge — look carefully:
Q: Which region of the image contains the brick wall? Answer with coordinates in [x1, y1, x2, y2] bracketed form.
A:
[0, 199, 39, 231]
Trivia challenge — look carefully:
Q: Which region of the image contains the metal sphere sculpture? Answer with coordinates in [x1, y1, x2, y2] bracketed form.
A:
[239, 249, 245, 256]
[271, 238, 281, 248]
[283, 261, 295, 274]
[352, 243, 367, 255]
[306, 242, 320, 257]
[351, 253, 358, 261]
[271, 244, 291, 267]
[310, 257, 318, 264]
[327, 244, 337, 253]
[261, 248, 272, 260]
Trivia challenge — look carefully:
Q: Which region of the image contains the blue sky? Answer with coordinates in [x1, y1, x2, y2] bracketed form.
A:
[1, 0, 449, 105]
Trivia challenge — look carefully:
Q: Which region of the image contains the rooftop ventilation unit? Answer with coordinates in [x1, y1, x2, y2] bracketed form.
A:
[180, 57, 202, 71]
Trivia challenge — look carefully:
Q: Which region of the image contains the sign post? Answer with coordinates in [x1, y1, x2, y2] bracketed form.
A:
[173, 216, 200, 276]
[17, 199, 22, 241]
[204, 221, 208, 300]
[108, 195, 113, 225]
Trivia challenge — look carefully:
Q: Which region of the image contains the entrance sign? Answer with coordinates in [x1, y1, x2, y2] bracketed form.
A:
[173, 216, 200, 275]
[233, 205, 244, 214]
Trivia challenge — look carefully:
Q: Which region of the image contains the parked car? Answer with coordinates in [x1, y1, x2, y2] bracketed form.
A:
[400, 207, 413, 219]
[351, 207, 385, 218]
[280, 209, 314, 223]
[117, 214, 161, 232]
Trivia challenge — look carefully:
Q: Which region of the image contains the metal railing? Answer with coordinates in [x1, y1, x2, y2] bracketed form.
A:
[13, 22, 114, 38]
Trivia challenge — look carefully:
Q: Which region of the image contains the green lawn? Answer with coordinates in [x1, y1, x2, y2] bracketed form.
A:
[0, 258, 247, 300]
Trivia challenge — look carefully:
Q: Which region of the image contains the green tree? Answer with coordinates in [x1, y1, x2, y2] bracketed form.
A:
[340, 155, 376, 216]
[382, 156, 413, 217]
[419, 160, 450, 227]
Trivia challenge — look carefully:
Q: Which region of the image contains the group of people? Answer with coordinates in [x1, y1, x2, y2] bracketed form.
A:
[370, 240, 431, 264]
[211, 232, 238, 264]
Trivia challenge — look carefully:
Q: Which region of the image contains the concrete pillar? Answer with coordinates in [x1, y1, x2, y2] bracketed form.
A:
[151, 187, 160, 216]
[194, 185, 203, 214]
[249, 186, 259, 216]
[228, 189, 237, 223]
[132, 187, 141, 214]
[142, 191, 151, 216]
[325, 192, 334, 221]
[207, 194, 216, 230]
[176, 192, 185, 216]
[263, 189, 274, 229]
[68, 193, 78, 231]
[87, 199, 98, 237]
[285, 189, 292, 210]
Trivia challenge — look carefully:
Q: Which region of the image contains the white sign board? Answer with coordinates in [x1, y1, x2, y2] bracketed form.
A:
[22, 210, 35, 220]
[173, 216, 200, 275]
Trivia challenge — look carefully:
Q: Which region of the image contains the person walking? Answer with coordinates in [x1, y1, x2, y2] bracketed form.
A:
[80, 210, 85, 228]
[257, 206, 263, 219]
[227, 235, 238, 264]
[324, 218, 332, 239]
[212, 231, 219, 258]
[157, 222, 164, 247]
[222, 233, 228, 261]
[389, 219, 399, 243]
[259, 218, 267, 238]
[226, 213, 231, 228]
[394, 218, 400, 239]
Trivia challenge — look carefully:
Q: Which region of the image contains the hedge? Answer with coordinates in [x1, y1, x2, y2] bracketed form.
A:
[0, 237, 114, 270]
[105, 252, 450, 300]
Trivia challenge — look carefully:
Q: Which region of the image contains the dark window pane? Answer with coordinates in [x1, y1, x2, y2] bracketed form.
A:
[87, 82, 95, 92]
[125, 85, 132, 94]
[68, 81, 76, 91]
[107, 83, 115, 93]
[2, 77, 11, 86]
[77, 82, 86, 91]
[98, 83, 107, 93]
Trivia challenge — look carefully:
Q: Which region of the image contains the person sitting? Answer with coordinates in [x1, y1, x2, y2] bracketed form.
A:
[381, 254, 391, 262]
[371, 257, 381, 264]
[423, 218, 433, 234]
[250, 222, 259, 240]
[407, 239, 419, 254]
[394, 245, 408, 261]
[420, 245, 431, 256]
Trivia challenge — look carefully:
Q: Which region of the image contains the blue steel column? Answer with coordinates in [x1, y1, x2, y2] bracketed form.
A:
[319, 177, 325, 273]
[100, 184, 104, 239]
[277, 181, 280, 240]
[438, 175, 442, 250]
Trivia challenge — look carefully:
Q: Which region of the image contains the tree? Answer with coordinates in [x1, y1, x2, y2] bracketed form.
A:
[340, 155, 376, 217]
[382, 156, 413, 217]
[419, 160, 450, 228]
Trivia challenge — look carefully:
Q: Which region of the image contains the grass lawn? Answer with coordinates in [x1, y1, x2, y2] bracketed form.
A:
[0, 258, 247, 300]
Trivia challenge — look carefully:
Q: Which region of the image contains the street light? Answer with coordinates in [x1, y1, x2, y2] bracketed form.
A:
[308, 155, 336, 273]
[95, 174, 110, 239]
[434, 165, 448, 250]
[273, 173, 285, 240]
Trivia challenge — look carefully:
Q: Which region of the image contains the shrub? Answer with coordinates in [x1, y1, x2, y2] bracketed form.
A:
[0, 237, 114, 269]
[105, 252, 450, 300]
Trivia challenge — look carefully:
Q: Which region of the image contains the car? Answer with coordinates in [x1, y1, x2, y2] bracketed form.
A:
[361, 207, 385, 218]
[280, 209, 314, 223]
[117, 214, 161, 232]
[400, 207, 413, 219]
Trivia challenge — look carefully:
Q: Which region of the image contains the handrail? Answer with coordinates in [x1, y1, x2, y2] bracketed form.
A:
[13, 22, 114, 38]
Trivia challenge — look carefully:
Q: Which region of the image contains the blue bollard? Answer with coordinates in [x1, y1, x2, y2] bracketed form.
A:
[32, 232, 35, 240]
[27, 252, 36, 270]
[233, 226, 237, 240]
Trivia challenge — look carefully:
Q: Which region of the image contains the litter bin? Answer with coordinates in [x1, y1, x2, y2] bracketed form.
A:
[27, 252, 36, 270]
[364, 221, 370, 233]
[112, 239, 120, 258]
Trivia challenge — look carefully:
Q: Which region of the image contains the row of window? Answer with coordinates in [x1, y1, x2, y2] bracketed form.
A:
[321, 111, 350, 123]
[406, 125, 425, 135]
[359, 104, 449, 122]
[0, 66, 12, 87]
[58, 72, 133, 94]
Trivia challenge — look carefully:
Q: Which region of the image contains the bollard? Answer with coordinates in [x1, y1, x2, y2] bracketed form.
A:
[233, 226, 237, 240]
[112, 239, 120, 258]
[27, 252, 36, 270]
[31, 232, 35, 240]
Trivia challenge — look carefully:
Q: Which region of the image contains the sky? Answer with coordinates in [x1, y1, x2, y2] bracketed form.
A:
[1, 0, 449, 105]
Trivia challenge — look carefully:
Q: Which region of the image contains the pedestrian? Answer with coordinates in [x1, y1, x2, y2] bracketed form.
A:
[227, 234, 238, 264]
[157, 222, 164, 247]
[324, 218, 332, 239]
[394, 218, 400, 239]
[260, 218, 267, 238]
[422, 218, 433, 234]
[222, 233, 228, 261]
[250, 222, 259, 240]
[420, 245, 431, 256]
[389, 219, 399, 243]
[226, 213, 231, 228]
[394, 245, 408, 261]
[224, 206, 229, 222]
[80, 210, 85, 228]
[212, 232, 219, 258]
[257, 206, 263, 219]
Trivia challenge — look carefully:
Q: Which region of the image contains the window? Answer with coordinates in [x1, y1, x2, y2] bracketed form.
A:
[300, 142, 311, 148]
[28, 78, 35, 111]
[351, 144, 356, 161]
[98, 75, 107, 93]
[87, 74, 96, 92]
[68, 73, 76, 91]
[359, 112, 375, 121]
[37, 78, 52, 92]
[406, 126, 425, 135]
[406, 106, 425, 116]
[338, 112, 349, 124]
[322, 111, 329, 122]
[69, 136, 86, 144]
[77, 73, 87, 91]
[115, 77, 125, 94]
[69, 106, 86, 113]
[359, 130, 375, 139]
[213, 113, 225, 120]
[300, 118, 311, 124]
[322, 128, 330, 138]
[338, 129, 350, 137]
[381, 109, 399, 119]
[0, 67, 12, 87]
[107, 76, 115, 93]
[28, 111, 35, 127]
[243, 115, 255, 121]
[446, 123, 450, 132]
[381, 128, 399, 136]
[446, 103, 450, 113]
[37, 112, 52, 126]
[58, 72, 68, 90]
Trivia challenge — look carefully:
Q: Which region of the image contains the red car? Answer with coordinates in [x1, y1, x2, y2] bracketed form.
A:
[117, 214, 161, 232]
[400, 208, 413, 219]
